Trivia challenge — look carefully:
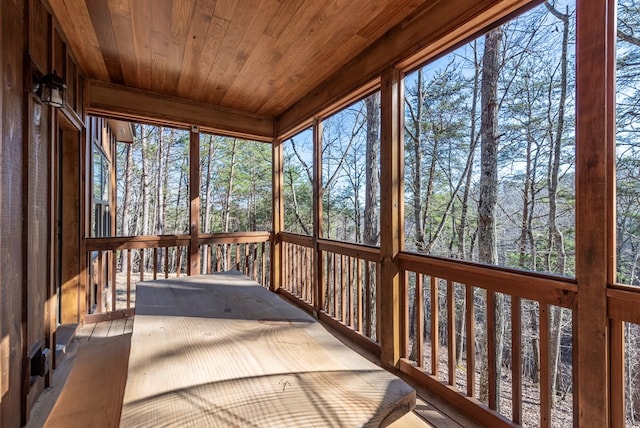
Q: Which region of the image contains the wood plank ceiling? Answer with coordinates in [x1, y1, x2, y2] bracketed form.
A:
[46, 0, 430, 119]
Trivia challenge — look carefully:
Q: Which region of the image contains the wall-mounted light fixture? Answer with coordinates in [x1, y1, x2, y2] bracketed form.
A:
[34, 71, 66, 108]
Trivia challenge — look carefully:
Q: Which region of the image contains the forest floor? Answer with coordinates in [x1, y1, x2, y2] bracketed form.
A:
[416, 342, 640, 427]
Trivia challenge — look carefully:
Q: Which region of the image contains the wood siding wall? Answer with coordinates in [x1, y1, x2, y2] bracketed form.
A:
[1, 0, 84, 425]
[1, 0, 26, 425]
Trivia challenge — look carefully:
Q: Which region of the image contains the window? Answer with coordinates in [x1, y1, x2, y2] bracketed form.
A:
[403, 1, 576, 277]
[321, 93, 381, 245]
[92, 144, 110, 237]
[283, 127, 313, 235]
[616, 0, 640, 288]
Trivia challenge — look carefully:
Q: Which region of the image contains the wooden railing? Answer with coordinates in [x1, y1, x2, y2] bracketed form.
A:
[397, 252, 577, 428]
[199, 232, 271, 286]
[317, 239, 380, 346]
[279, 232, 314, 307]
[85, 232, 271, 323]
[279, 233, 381, 355]
[608, 286, 640, 426]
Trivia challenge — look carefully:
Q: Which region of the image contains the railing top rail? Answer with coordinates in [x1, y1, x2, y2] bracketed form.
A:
[398, 251, 577, 309]
[199, 231, 272, 244]
[85, 235, 191, 251]
[85, 231, 272, 251]
[317, 238, 380, 262]
[280, 231, 314, 248]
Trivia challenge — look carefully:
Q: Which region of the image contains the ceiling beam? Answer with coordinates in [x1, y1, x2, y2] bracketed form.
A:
[87, 80, 275, 141]
[276, 0, 536, 137]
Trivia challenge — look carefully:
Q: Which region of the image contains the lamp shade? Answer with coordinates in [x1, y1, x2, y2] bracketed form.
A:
[39, 71, 66, 108]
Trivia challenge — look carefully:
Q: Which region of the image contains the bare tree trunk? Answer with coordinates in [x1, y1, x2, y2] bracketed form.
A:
[457, 43, 480, 260]
[285, 168, 311, 235]
[406, 70, 425, 251]
[477, 27, 503, 408]
[363, 93, 380, 246]
[222, 139, 238, 270]
[119, 128, 134, 272]
[140, 125, 151, 272]
[544, 3, 569, 406]
[201, 135, 215, 269]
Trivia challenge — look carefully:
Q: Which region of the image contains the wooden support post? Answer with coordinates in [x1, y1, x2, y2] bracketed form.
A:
[271, 138, 284, 292]
[575, 0, 614, 426]
[313, 119, 324, 314]
[188, 128, 200, 276]
[379, 67, 404, 368]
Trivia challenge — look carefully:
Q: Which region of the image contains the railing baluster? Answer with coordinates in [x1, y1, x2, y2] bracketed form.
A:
[252, 244, 258, 281]
[126, 250, 132, 309]
[403, 271, 409, 358]
[466, 284, 475, 397]
[153, 247, 158, 280]
[165, 247, 169, 279]
[235, 244, 240, 271]
[331, 253, 338, 318]
[111, 250, 117, 311]
[512, 296, 522, 424]
[176, 246, 182, 277]
[97, 251, 104, 313]
[261, 242, 266, 287]
[447, 280, 456, 386]
[140, 249, 144, 282]
[540, 303, 550, 428]
[298, 246, 302, 299]
[340, 254, 347, 322]
[431, 276, 439, 377]
[357, 259, 363, 333]
[347, 256, 353, 328]
[487, 291, 497, 409]
[244, 243, 249, 275]
[365, 261, 372, 338]
[610, 319, 625, 428]
[416, 274, 424, 368]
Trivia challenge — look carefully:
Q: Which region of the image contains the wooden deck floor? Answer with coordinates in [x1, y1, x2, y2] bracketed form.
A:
[29, 272, 481, 428]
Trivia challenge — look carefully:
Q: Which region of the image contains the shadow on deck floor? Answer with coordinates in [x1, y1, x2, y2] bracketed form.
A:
[28, 315, 479, 428]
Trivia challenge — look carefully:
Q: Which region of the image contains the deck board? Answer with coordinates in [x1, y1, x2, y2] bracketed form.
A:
[120, 271, 415, 427]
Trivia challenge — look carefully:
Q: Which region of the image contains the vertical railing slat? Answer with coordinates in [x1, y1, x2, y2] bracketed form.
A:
[487, 291, 497, 410]
[164, 247, 169, 279]
[431, 276, 439, 377]
[610, 319, 625, 428]
[447, 280, 456, 386]
[126, 249, 132, 309]
[512, 296, 522, 425]
[176, 246, 182, 277]
[365, 261, 372, 338]
[357, 259, 363, 333]
[341, 255, 347, 323]
[153, 247, 158, 280]
[466, 284, 475, 397]
[540, 303, 551, 428]
[97, 251, 103, 313]
[139, 249, 144, 282]
[111, 250, 117, 311]
[416, 274, 424, 368]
